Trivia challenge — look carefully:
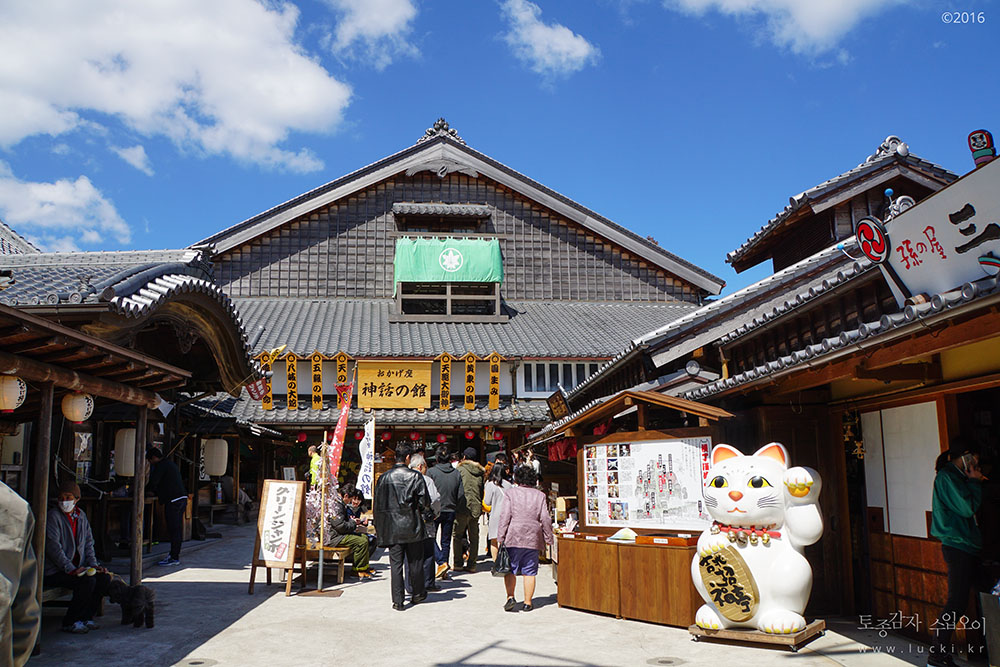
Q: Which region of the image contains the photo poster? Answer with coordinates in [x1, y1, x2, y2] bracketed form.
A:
[583, 437, 712, 531]
[253, 479, 305, 568]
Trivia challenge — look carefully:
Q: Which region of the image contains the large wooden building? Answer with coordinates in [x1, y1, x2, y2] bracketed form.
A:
[541, 134, 1000, 642]
[195, 119, 725, 462]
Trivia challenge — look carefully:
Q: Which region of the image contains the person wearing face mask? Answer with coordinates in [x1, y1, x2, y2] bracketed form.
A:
[44, 481, 109, 634]
[330, 484, 373, 579]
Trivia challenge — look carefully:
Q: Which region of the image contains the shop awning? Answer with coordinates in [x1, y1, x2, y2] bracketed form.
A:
[393, 238, 503, 283]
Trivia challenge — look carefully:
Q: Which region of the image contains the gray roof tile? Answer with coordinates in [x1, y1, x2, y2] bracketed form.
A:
[391, 202, 491, 217]
[0, 219, 38, 255]
[235, 298, 699, 358]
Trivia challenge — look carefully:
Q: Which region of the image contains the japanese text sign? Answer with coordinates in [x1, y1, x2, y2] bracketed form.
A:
[255, 480, 304, 567]
[462, 353, 478, 410]
[357, 361, 432, 410]
[438, 353, 453, 410]
[285, 353, 298, 410]
[310, 352, 323, 410]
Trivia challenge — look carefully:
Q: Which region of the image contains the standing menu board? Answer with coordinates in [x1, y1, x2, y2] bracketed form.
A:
[249, 480, 306, 595]
[583, 438, 712, 531]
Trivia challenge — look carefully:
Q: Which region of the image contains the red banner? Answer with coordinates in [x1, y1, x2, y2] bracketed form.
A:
[246, 378, 268, 401]
[327, 382, 354, 480]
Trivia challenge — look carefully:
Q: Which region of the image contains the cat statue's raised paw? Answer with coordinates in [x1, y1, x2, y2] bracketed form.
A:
[690, 442, 823, 634]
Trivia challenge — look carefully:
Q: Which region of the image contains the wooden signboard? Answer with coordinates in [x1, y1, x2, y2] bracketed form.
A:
[357, 360, 432, 410]
[249, 479, 307, 596]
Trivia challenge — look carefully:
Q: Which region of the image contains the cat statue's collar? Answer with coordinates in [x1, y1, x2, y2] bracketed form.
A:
[711, 521, 781, 546]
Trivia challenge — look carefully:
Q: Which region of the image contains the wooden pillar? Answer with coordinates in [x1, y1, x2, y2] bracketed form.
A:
[130, 407, 148, 586]
[233, 436, 242, 524]
[189, 436, 200, 534]
[31, 382, 54, 610]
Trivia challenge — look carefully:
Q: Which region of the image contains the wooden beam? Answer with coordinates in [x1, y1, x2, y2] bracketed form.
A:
[636, 402, 647, 431]
[31, 382, 54, 613]
[855, 361, 941, 382]
[131, 408, 148, 586]
[0, 349, 159, 408]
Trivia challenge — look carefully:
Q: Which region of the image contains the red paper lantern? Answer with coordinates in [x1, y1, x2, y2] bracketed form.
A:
[436, 433, 448, 444]
[354, 430, 364, 440]
[493, 431, 504, 441]
[464, 429, 476, 440]
[409, 430, 421, 441]
[381, 430, 392, 442]
[296, 432, 307, 443]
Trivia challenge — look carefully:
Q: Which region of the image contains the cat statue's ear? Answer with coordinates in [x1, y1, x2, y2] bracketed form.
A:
[752, 442, 789, 468]
[711, 444, 742, 465]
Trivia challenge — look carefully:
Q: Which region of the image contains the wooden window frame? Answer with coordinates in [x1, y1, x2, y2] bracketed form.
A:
[390, 282, 508, 323]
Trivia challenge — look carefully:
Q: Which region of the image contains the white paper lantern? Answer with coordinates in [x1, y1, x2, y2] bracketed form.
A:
[0, 375, 27, 413]
[204, 438, 228, 477]
[115, 429, 137, 477]
[61, 392, 94, 423]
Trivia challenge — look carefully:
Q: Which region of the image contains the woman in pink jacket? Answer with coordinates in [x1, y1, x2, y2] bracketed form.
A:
[497, 464, 553, 612]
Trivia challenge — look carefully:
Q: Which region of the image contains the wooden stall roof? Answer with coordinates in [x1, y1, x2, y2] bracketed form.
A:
[0, 303, 191, 413]
[530, 389, 732, 445]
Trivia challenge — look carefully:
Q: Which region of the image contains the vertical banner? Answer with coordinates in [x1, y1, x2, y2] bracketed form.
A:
[487, 352, 503, 410]
[437, 353, 453, 410]
[357, 418, 376, 500]
[462, 352, 478, 411]
[327, 381, 354, 480]
[334, 352, 351, 408]
[285, 353, 299, 410]
[259, 352, 274, 411]
[310, 352, 324, 410]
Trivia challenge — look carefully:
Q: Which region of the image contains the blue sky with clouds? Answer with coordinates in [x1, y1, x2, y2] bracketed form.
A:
[0, 0, 997, 294]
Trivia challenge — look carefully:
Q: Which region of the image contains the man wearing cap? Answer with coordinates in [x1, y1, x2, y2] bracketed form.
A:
[453, 447, 485, 573]
[147, 447, 187, 566]
[44, 481, 109, 634]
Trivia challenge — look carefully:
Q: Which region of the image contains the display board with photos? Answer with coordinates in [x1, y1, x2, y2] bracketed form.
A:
[582, 437, 712, 531]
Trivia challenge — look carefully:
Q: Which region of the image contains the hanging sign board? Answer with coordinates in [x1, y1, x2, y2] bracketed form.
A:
[859, 158, 1000, 306]
[358, 418, 376, 500]
[462, 353, 478, 410]
[285, 353, 299, 410]
[487, 352, 503, 410]
[582, 438, 712, 531]
[310, 352, 324, 410]
[358, 361, 432, 409]
[258, 352, 274, 410]
[437, 353, 453, 410]
[547, 389, 570, 420]
[333, 352, 351, 407]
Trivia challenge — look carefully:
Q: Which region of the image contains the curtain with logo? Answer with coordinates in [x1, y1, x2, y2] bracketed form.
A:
[393, 238, 504, 283]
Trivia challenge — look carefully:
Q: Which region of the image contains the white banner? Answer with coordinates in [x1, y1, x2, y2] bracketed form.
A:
[357, 418, 376, 500]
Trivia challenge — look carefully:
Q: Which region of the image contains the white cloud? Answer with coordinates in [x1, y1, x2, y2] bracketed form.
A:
[663, 0, 904, 54]
[0, 162, 130, 249]
[113, 144, 154, 176]
[324, 0, 418, 70]
[501, 0, 600, 77]
[0, 1, 352, 173]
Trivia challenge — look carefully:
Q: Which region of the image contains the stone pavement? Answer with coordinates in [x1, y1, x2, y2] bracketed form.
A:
[31, 522, 931, 667]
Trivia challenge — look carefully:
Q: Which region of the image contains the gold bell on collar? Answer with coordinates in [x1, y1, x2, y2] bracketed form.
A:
[761, 533, 771, 545]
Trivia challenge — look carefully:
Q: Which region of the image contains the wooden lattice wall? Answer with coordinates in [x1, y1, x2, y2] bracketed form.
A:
[214, 172, 701, 303]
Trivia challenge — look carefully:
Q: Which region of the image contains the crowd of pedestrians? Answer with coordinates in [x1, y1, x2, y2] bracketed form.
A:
[372, 443, 553, 612]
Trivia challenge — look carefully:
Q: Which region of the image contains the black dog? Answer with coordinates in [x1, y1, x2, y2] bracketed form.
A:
[107, 577, 155, 628]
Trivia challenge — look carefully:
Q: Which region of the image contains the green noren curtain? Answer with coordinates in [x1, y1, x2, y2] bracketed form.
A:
[393, 238, 504, 283]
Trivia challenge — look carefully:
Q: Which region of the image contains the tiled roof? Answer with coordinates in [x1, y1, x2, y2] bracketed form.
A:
[0, 219, 38, 255]
[566, 239, 870, 403]
[391, 202, 491, 217]
[222, 393, 552, 427]
[726, 136, 958, 267]
[684, 274, 1000, 401]
[0, 249, 209, 306]
[184, 396, 287, 439]
[235, 297, 699, 358]
[196, 126, 725, 295]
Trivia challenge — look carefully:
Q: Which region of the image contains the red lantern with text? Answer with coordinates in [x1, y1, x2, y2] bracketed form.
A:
[381, 430, 392, 442]
[436, 433, 447, 444]
[493, 430, 503, 441]
[464, 429, 475, 440]
[409, 430, 421, 441]
[354, 430, 364, 440]
[297, 432, 307, 443]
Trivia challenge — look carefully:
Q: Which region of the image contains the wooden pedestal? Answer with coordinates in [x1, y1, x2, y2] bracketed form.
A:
[688, 619, 827, 652]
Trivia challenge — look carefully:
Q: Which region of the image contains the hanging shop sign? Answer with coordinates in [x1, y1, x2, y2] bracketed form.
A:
[358, 418, 376, 500]
[486, 352, 503, 410]
[437, 353, 454, 410]
[462, 353, 478, 410]
[357, 360, 432, 410]
[258, 352, 274, 411]
[285, 353, 299, 410]
[547, 388, 570, 420]
[334, 352, 352, 408]
[310, 352, 324, 410]
[856, 157, 1000, 306]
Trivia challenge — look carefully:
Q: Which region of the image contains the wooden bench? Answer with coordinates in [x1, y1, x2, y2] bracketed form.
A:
[41, 586, 104, 616]
[199, 502, 236, 526]
[300, 545, 351, 585]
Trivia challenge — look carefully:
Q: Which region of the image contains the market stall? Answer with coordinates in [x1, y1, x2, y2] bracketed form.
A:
[530, 390, 732, 627]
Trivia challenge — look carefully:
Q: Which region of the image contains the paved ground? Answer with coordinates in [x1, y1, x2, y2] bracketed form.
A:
[32, 522, 942, 667]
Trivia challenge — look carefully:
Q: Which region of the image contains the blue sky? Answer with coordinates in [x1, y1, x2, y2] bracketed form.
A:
[1, 0, 997, 294]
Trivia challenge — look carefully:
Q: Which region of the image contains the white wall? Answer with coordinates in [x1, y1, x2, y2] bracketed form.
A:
[861, 401, 941, 538]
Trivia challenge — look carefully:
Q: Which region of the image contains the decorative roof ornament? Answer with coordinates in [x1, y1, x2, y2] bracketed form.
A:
[865, 135, 909, 163]
[417, 118, 466, 145]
